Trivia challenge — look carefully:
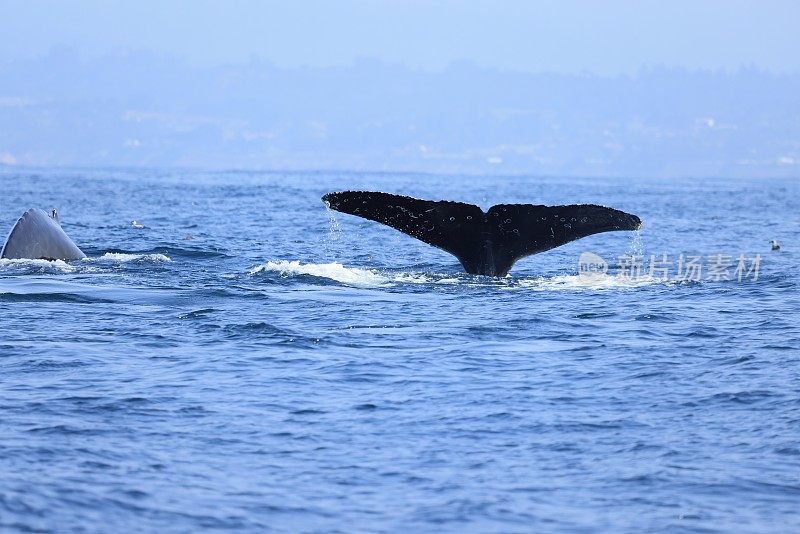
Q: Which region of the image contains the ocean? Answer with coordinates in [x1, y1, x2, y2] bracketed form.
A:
[1, 168, 798, 532]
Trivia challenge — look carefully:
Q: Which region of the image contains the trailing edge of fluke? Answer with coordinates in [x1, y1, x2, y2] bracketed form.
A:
[323, 191, 642, 276]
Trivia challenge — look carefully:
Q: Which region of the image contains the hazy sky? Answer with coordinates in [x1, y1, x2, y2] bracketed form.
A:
[2, 0, 799, 74]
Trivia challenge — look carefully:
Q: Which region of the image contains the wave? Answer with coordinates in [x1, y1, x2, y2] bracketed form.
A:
[250, 260, 670, 290]
[87, 252, 171, 263]
[138, 246, 229, 259]
[0, 292, 113, 304]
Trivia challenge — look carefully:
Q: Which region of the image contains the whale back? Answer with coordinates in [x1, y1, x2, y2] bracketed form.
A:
[1, 208, 86, 260]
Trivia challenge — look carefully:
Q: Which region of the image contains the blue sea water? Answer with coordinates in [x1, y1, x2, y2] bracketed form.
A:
[0, 168, 798, 532]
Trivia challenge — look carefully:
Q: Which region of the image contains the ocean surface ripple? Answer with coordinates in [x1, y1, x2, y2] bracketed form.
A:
[1, 169, 798, 532]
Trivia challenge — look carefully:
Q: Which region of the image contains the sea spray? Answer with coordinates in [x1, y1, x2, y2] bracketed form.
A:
[322, 204, 342, 260]
[627, 227, 644, 258]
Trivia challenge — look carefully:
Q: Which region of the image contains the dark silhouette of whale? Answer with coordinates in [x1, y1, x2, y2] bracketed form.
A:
[323, 191, 641, 276]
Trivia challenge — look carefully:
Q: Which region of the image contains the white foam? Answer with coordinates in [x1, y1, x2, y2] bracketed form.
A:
[251, 260, 671, 290]
[514, 273, 667, 291]
[0, 258, 76, 272]
[88, 253, 172, 262]
[251, 260, 394, 286]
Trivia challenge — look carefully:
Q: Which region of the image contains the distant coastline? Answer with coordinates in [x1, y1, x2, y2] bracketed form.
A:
[1, 52, 798, 178]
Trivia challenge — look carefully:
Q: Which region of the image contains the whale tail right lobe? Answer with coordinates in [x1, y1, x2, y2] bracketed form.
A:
[323, 191, 641, 276]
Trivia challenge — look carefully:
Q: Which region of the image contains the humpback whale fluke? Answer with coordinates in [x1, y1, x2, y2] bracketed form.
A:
[323, 191, 641, 276]
[1, 208, 86, 261]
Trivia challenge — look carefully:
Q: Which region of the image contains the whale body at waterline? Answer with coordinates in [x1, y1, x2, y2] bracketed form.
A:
[323, 191, 642, 277]
[1, 208, 86, 261]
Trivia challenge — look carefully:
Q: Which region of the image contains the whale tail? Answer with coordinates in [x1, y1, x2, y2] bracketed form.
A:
[1, 208, 86, 261]
[323, 191, 641, 276]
